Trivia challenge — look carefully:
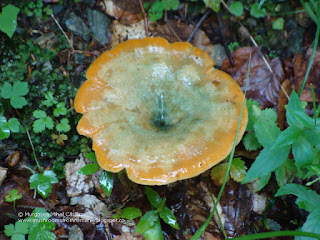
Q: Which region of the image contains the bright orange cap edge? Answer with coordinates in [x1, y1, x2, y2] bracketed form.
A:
[74, 37, 248, 185]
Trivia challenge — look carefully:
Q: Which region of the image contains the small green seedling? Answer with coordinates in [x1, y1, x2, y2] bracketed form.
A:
[135, 186, 179, 240]
[5, 189, 22, 212]
[4, 208, 56, 240]
[144, 0, 180, 21]
[77, 152, 114, 197]
[112, 207, 142, 220]
[29, 170, 59, 198]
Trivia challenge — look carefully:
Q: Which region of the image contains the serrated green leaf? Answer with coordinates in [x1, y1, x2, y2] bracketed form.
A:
[1, 82, 13, 99]
[29, 226, 56, 240]
[4, 224, 15, 236]
[292, 136, 317, 168]
[252, 106, 280, 147]
[145, 186, 162, 208]
[243, 144, 291, 183]
[100, 170, 113, 197]
[113, 207, 142, 220]
[230, 158, 247, 183]
[33, 110, 47, 119]
[4, 221, 29, 238]
[30, 208, 52, 220]
[53, 102, 68, 117]
[12, 233, 25, 240]
[1, 82, 28, 109]
[246, 99, 260, 131]
[254, 173, 271, 191]
[243, 132, 261, 151]
[148, 1, 164, 22]
[14, 222, 29, 235]
[10, 96, 28, 109]
[210, 162, 229, 186]
[12, 81, 29, 96]
[286, 91, 314, 129]
[250, 3, 266, 18]
[275, 184, 320, 212]
[135, 210, 159, 234]
[43, 91, 57, 107]
[56, 118, 70, 132]
[32, 111, 54, 133]
[159, 206, 179, 230]
[274, 158, 296, 188]
[29, 170, 59, 198]
[162, 0, 179, 10]
[7, 118, 20, 133]
[202, 0, 221, 12]
[273, 126, 302, 148]
[0, 4, 20, 38]
[0, 115, 10, 140]
[296, 208, 320, 240]
[302, 129, 320, 148]
[77, 163, 100, 175]
[230, 1, 243, 16]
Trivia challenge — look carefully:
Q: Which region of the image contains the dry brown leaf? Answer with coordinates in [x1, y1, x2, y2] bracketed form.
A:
[100, 0, 143, 25]
[292, 50, 320, 102]
[5, 151, 20, 167]
[112, 233, 145, 240]
[221, 47, 284, 107]
[277, 79, 291, 130]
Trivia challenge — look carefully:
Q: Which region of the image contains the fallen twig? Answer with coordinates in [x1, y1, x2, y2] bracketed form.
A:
[216, 13, 234, 66]
[187, 8, 211, 43]
[138, 0, 149, 37]
[51, 14, 75, 52]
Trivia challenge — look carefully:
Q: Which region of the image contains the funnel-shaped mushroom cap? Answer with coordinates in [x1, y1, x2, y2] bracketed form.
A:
[75, 37, 248, 185]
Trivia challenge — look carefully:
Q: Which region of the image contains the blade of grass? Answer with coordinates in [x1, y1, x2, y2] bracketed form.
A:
[190, 54, 251, 240]
[298, 0, 320, 96]
[310, 83, 317, 127]
[229, 230, 320, 239]
[209, 191, 227, 239]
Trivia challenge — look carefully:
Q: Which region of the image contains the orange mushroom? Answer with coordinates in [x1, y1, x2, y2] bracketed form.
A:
[74, 37, 248, 185]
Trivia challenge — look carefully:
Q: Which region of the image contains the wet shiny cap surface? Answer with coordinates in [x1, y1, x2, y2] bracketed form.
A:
[74, 37, 248, 185]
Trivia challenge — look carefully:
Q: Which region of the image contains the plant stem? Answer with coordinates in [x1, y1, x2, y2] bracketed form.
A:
[138, 0, 149, 37]
[298, 24, 320, 96]
[310, 83, 317, 126]
[24, 125, 43, 173]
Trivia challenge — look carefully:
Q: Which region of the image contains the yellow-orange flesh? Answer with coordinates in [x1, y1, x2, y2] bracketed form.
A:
[74, 37, 248, 185]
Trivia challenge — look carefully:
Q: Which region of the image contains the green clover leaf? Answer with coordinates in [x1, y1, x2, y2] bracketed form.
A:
[0, 116, 20, 140]
[29, 170, 59, 198]
[32, 110, 54, 133]
[1, 82, 29, 109]
[5, 189, 22, 202]
[53, 102, 68, 117]
[56, 118, 71, 132]
[43, 91, 57, 107]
